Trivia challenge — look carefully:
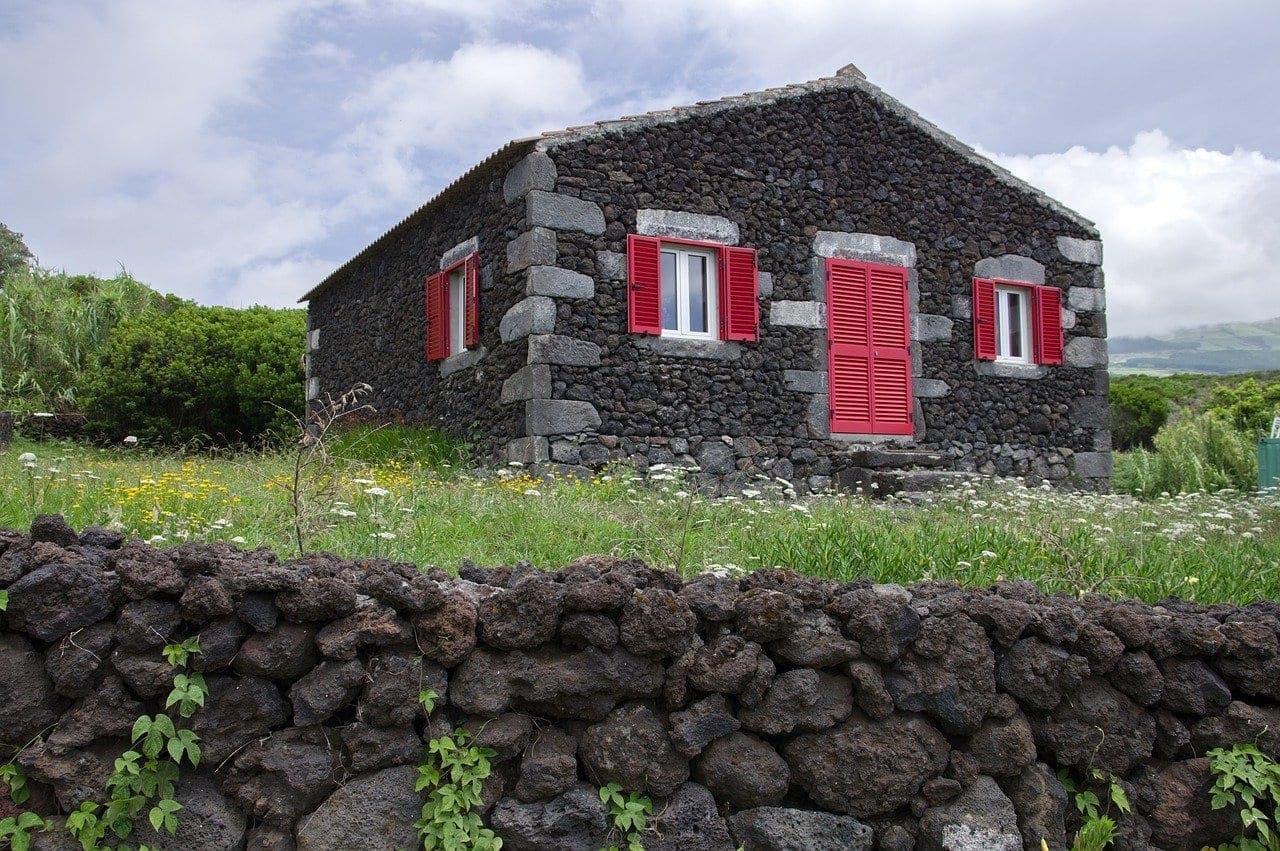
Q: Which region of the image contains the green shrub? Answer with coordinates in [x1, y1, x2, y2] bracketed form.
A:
[1114, 412, 1257, 497]
[0, 266, 182, 413]
[1206, 377, 1280, 435]
[79, 305, 305, 446]
[1109, 381, 1169, 449]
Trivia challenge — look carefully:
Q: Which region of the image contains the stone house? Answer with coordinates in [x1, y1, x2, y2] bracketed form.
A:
[301, 66, 1111, 494]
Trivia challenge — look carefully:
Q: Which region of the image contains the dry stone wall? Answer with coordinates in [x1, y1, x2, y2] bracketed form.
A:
[2, 516, 1277, 850]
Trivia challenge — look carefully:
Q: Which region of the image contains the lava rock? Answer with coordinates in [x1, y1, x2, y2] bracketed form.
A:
[0, 634, 62, 746]
[4, 563, 116, 641]
[1031, 677, 1155, 774]
[339, 723, 421, 773]
[995, 637, 1089, 712]
[784, 712, 950, 818]
[315, 605, 411, 660]
[739, 668, 852, 735]
[694, 732, 789, 809]
[669, 694, 741, 757]
[412, 591, 477, 667]
[645, 782, 734, 851]
[884, 615, 995, 734]
[478, 573, 565, 649]
[918, 775, 1022, 851]
[359, 651, 447, 727]
[234, 623, 319, 680]
[618, 588, 697, 658]
[489, 783, 612, 851]
[580, 703, 689, 797]
[289, 659, 365, 726]
[728, 807, 873, 851]
[192, 675, 290, 765]
[513, 727, 579, 803]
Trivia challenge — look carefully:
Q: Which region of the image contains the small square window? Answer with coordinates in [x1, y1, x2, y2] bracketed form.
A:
[659, 244, 719, 340]
[448, 266, 467, 357]
[995, 285, 1032, 364]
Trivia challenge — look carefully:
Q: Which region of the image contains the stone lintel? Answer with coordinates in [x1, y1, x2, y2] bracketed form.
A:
[636, 209, 739, 244]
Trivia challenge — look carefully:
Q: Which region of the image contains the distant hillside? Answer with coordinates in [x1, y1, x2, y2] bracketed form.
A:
[1110, 317, 1280, 374]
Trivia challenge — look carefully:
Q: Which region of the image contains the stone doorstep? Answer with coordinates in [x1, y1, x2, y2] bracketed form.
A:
[842, 449, 948, 470]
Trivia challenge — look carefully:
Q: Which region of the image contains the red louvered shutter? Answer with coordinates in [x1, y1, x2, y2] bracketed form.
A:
[1034, 285, 1063, 365]
[720, 246, 758, 341]
[972, 277, 997, 361]
[425, 272, 447, 361]
[866, 264, 914, 435]
[827, 260, 873, 433]
[826, 259, 914, 435]
[464, 253, 480, 349]
[627, 234, 662, 335]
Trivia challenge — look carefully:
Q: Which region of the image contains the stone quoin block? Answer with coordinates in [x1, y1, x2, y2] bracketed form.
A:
[501, 364, 552, 403]
[1067, 287, 1106, 313]
[912, 315, 954, 343]
[636, 209, 740, 244]
[527, 335, 601, 366]
[525, 399, 602, 436]
[914, 378, 950, 398]
[507, 228, 557, 273]
[783, 370, 827, 394]
[499, 297, 557, 342]
[525, 191, 605, 235]
[526, 266, 595, 299]
[1072, 451, 1113, 478]
[503, 152, 557, 203]
[1064, 337, 1108, 368]
[505, 436, 549, 464]
[813, 231, 917, 267]
[440, 236, 479, 270]
[1057, 236, 1104, 265]
[596, 250, 627, 281]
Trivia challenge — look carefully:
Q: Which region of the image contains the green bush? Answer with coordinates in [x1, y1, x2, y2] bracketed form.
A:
[1206, 377, 1280, 435]
[80, 305, 305, 445]
[1109, 381, 1169, 449]
[1114, 412, 1257, 497]
[0, 266, 183, 413]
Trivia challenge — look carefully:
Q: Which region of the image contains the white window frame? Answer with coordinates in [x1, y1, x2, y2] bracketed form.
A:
[448, 265, 467, 357]
[659, 244, 719, 341]
[994, 284, 1033, 364]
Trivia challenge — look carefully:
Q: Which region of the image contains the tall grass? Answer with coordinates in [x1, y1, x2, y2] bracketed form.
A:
[0, 267, 182, 412]
[1115, 412, 1257, 497]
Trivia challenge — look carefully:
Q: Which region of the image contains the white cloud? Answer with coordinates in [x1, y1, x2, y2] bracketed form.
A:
[993, 131, 1280, 337]
[226, 256, 340, 307]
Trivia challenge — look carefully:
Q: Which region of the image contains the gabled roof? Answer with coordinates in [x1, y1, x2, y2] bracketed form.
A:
[302, 67, 1096, 302]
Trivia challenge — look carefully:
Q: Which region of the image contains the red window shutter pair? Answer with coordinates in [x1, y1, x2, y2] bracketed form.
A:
[971, 278, 1063, 366]
[425, 253, 481, 362]
[626, 234, 759, 341]
[826, 259, 913, 435]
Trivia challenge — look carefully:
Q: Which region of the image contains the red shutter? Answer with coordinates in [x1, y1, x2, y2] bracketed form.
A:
[627, 234, 662, 335]
[464, 253, 480, 349]
[866, 265, 914, 434]
[720, 246, 758, 342]
[425, 272, 447, 361]
[973, 277, 997, 361]
[826, 259, 913, 435]
[1034, 285, 1063, 365]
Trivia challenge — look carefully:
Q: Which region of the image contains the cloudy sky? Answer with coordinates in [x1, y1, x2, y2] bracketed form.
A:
[2, 0, 1277, 336]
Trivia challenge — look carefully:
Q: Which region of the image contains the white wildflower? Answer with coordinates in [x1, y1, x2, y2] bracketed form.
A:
[363, 486, 391, 497]
[122, 435, 138, 445]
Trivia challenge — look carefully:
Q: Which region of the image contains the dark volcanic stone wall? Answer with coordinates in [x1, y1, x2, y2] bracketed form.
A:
[3, 517, 1277, 850]
[543, 83, 1109, 488]
[306, 145, 532, 458]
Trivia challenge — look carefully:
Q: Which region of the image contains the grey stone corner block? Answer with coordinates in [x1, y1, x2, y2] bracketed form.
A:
[951, 295, 972, 320]
[635, 209, 739, 244]
[783, 369, 826, 394]
[813, 231, 917, 268]
[1057, 236, 1104, 265]
[438, 346, 488, 377]
[911, 314, 953, 343]
[1062, 308, 1078, 330]
[805, 394, 830, 439]
[973, 361, 1049, 380]
[770, 300, 826, 328]
[914, 378, 950, 398]
[1067, 287, 1106, 313]
[526, 265, 595, 299]
[500, 363, 552, 403]
[757, 271, 774, 298]
[634, 335, 741, 361]
[973, 254, 1045, 285]
[440, 236, 479, 270]
[306, 377, 319, 401]
[506, 228, 556, 273]
[596, 250, 626, 281]
[1064, 336, 1109, 368]
[1073, 451, 1113, 478]
[527, 334, 602, 366]
[525, 399, 601, 436]
[306, 329, 320, 351]
[503, 152, 557, 204]
[499, 296, 557, 342]
[526, 190, 605, 235]
[505, 436, 549, 464]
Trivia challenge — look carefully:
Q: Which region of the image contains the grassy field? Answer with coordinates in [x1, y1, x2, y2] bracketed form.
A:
[3, 430, 1278, 605]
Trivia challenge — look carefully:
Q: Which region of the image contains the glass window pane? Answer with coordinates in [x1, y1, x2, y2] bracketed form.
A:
[688, 254, 708, 333]
[661, 251, 678, 331]
[1007, 292, 1023, 359]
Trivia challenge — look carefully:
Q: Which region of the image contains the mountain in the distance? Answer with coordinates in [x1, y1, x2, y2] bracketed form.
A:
[1110, 317, 1280, 374]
